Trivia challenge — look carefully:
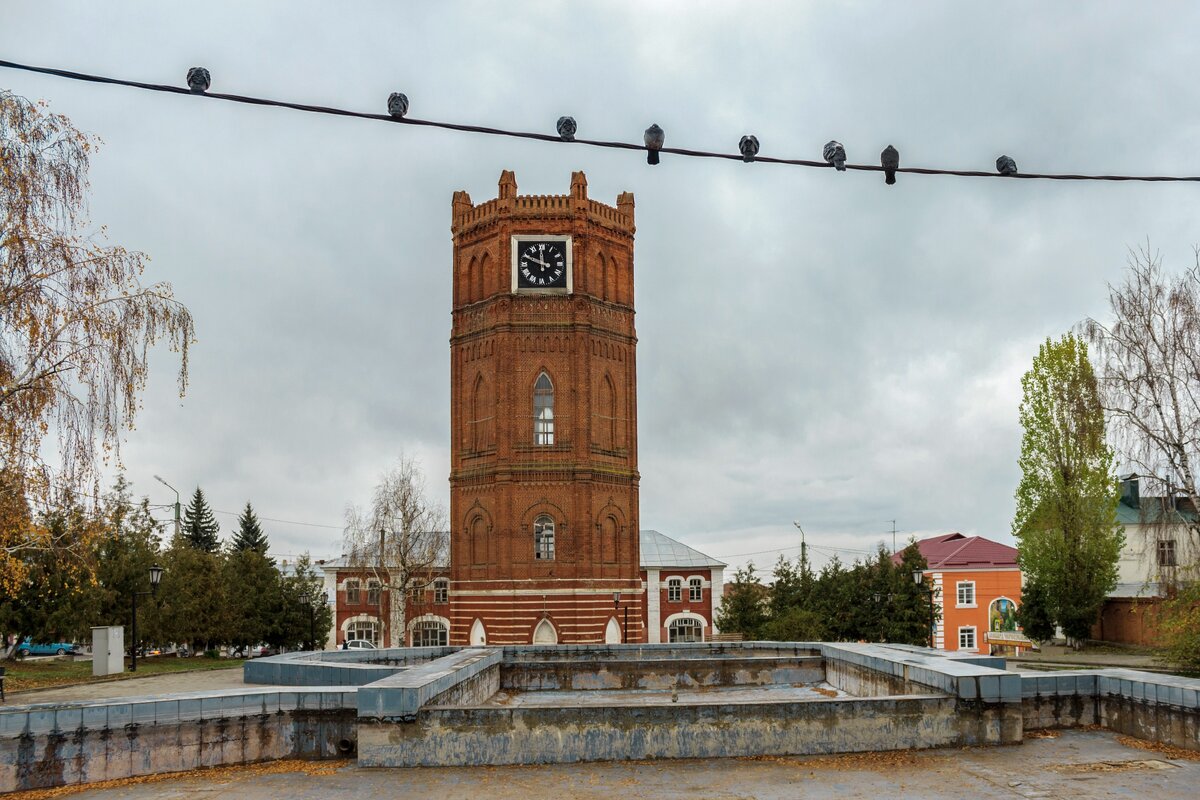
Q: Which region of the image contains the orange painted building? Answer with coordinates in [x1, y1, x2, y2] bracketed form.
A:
[903, 533, 1028, 655]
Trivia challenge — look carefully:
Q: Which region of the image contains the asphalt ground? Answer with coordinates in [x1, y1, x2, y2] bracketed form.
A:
[13, 729, 1198, 800]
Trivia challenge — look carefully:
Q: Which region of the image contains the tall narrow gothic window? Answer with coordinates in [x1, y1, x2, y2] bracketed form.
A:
[601, 374, 616, 449]
[534, 372, 555, 445]
[534, 515, 555, 560]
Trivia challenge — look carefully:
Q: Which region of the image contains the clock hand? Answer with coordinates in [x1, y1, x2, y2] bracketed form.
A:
[526, 254, 550, 269]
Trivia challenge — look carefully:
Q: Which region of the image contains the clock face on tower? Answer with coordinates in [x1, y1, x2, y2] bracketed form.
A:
[512, 235, 572, 292]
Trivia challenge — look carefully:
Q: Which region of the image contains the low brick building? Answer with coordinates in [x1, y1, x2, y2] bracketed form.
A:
[904, 533, 1029, 655]
[319, 527, 725, 648]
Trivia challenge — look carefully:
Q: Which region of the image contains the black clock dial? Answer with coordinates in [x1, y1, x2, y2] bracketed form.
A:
[516, 241, 568, 289]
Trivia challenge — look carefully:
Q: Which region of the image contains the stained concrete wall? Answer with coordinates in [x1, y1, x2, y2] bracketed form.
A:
[1020, 668, 1200, 751]
[501, 655, 824, 692]
[1, 709, 355, 793]
[358, 695, 1021, 767]
[0, 689, 358, 793]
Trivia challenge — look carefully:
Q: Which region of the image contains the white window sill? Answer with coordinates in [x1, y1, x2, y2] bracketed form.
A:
[956, 603, 977, 609]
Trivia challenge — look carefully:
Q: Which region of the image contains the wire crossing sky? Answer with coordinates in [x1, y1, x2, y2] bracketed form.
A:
[3, 58, 1199, 184]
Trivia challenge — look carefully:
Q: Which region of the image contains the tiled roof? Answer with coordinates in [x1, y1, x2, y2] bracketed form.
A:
[639, 529, 726, 569]
[900, 532, 1019, 570]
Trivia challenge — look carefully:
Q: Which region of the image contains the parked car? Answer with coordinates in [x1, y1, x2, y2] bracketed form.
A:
[345, 639, 376, 650]
[15, 639, 80, 657]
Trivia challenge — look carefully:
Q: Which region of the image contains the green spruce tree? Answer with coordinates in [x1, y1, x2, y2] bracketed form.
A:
[231, 502, 270, 556]
[1013, 334, 1124, 646]
[182, 487, 221, 553]
[715, 564, 768, 639]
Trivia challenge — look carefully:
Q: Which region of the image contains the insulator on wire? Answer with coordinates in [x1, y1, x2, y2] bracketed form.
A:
[823, 140, 847, 171]
[644, 124, 665, 165]
[738, 135, 760, 163]
[387, 93, 409, 118]
[996, 155, 1018, 175]
[881, 145, 900, 185]
[556, 116, 577, 141]
[186, 67, 210, 94]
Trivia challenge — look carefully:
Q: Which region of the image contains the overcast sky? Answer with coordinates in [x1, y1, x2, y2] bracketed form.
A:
[4, 1, 1199, 576]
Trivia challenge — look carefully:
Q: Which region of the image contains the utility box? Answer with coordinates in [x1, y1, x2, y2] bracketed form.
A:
[92, 626, 124, 676]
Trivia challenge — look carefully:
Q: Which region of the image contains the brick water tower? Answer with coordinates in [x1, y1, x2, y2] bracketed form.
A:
[448, 171, 642, 645]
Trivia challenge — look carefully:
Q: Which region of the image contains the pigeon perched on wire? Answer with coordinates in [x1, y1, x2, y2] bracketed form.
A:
[387, 93, 409, 119]
[644, 124, 665, 165]
[556, 116, 577, 141]
[738, 135, 760, 163]
[823, 140, 847, 171]
[996, 155, 1018, 176]
[880, 145, 900, 185]
[186, 67, 211, 94]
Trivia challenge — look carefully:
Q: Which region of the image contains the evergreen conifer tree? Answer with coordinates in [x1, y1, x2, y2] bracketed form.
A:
[182, 487, 221, 553]
[231, 502, 270, 556]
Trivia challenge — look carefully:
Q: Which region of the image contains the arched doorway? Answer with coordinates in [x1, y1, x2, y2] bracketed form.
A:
[470, 618, 487, 645]
[604, 617, 621, 644]
[533, 618, 558, 644]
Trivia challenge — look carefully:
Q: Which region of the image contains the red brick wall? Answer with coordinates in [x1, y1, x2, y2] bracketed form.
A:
[447, 171, 643, 645]
[1093, 597, 1165, 646]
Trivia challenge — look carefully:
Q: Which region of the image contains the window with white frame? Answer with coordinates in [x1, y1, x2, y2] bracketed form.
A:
[345, 579, 361, 605]
[956, 581, 976, 607]
[669, 617, 703, 643]
[347, 619, 379, 645]
[433, 578, 449, 604]
[412, 620, 449, 647]
[688, 577, 703, 602]
[1158, 540, 1177, 567]
[667, 578, 682, 602]
[367, 580, 381, 606]
[534, 515, 555, 560]
[534, 372, 555, 445]
[958, 626, 977, 650]
[408, 583, 425, 605]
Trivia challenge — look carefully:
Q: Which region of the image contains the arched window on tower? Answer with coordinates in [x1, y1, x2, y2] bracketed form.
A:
[470, 374, 491, 451]
[534, 515, 555, 560]
[601, 374, 616, 449]
[534, 372, 555, 445]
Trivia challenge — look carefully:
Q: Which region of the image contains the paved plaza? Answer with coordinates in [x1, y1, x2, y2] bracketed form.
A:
[5, 666, 249, 705]
[14, 729, 1195, 800]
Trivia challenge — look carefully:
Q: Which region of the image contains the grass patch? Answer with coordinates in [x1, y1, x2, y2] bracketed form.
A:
[3, 656, 245, 692]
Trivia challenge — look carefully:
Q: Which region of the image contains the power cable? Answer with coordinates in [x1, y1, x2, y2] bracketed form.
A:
[3, 58, 1199, 183]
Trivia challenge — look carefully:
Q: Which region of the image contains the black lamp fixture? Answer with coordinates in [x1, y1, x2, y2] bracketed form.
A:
[612, 591, 628, 644]
[131, 564, 165, 672]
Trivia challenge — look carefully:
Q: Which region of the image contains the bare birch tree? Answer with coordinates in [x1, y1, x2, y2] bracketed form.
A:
[0, 90, 194, 583]
[1083, 243, 1200, 580]
[343, 455, 447, 647]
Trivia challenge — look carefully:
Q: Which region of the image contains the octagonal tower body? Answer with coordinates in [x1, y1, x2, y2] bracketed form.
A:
[448, 171, 642, 645]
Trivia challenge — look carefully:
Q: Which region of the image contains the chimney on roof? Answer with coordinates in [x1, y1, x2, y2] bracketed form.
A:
[1120, 474, 1140, 509]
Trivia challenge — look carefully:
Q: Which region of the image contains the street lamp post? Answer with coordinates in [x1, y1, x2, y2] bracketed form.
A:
[130, 564, 164, 672]
[613, 592, 628, 644]
[913, 569, 935, 649]
[154, 475, 181, 539]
